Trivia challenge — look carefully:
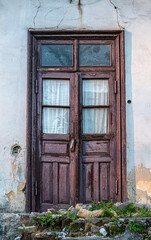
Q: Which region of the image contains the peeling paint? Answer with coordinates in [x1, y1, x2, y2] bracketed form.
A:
[5, 191, 15, 201]
[127, 164, 151, 204]
[17, 182, 26, 195]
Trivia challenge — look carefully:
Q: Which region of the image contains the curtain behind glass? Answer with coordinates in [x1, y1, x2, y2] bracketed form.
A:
[83, 79, 109, 134]
[42, 79, 69, 134]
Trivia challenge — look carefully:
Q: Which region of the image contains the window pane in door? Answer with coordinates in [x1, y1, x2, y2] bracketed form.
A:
[83, 79, 109, 106]
[83, 108, 109, 134]
[43, 79, 69, 106]
[41, 45, 73, 66]
[79, 45, 110, 66]
[43, 107, 69, 134]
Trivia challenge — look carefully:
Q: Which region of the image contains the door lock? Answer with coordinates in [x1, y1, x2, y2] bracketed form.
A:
[70, 138, 76, 152]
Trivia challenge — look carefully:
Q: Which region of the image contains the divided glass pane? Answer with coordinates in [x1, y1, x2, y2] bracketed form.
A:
[83, 79, 109, 106]
[41, 45, 72, 66]
[42, 79, 70, 134]
[79, 44, 110, 66]
[43, 108, 69, 134]
[83, 108, 109, 134]
[43, 79, 69, 106]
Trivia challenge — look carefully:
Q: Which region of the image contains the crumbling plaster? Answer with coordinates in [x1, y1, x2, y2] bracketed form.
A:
[0, 0, 151, 212]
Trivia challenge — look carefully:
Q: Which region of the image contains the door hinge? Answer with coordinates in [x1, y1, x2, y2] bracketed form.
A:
[35, 79, 38, 94]
[114, 80, 118, 94]
[34, 181, 38, 196]
[116, 179, 119, 195]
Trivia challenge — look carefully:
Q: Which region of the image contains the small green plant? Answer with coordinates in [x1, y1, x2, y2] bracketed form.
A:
[101, 208, 114, 217]
[135, 206, 151, 217]
[144, 235, 151, 240]
[129, 220, 144, 233]
[35, 214, 56, 228]
[66, 211, 78, 220]
[89, 200, 114, 211]
[115, 203, 135, 217]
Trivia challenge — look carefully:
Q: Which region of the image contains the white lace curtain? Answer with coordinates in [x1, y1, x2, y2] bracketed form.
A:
[42, 79, 69, 134]
[83, 79, 109, 134]
[42, 79, 109, 135]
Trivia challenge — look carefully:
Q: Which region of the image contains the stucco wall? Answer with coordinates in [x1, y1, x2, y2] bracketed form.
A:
[0, 0, 151, 212]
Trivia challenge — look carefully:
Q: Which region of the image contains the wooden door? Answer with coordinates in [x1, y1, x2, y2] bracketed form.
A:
[38, 71, 117, 211]
[78, 72, 117, 203]
[28, 31, 125, 212]
[38, 72, 77, 211]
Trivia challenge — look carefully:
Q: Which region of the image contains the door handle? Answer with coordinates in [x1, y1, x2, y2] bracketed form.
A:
[70, 138, 76, 152]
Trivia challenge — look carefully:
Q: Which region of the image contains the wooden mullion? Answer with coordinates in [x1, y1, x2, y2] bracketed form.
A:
[42, 105, 70, 108]
[82, 105, 110, 108]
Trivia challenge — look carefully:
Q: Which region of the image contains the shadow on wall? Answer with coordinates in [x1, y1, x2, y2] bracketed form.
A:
[125, 31, 136, 202]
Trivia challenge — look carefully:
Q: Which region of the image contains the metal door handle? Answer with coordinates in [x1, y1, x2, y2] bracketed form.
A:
[70, 138, 75, 152]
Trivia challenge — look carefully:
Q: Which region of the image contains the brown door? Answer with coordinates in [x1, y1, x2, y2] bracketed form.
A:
[78, 72, 117, 203]
[38, 72, 78, 211]
[38, 71, 117, 211]
[28, 32, 126, 212]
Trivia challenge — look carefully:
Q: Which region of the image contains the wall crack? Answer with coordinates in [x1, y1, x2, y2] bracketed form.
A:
[109, 0, 124, 29]
[56, 9, 68, 28]
[45, 7, 62, 17]
[33, 0, 41, 27]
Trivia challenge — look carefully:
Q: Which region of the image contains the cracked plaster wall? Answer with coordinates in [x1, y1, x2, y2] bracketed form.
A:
[0, 0, 151, 212]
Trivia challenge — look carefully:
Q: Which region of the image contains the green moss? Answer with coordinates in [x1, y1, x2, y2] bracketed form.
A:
[109, 224, 125, 236]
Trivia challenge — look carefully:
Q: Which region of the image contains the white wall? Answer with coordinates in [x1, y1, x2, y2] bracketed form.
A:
[0, 0, 151, 212]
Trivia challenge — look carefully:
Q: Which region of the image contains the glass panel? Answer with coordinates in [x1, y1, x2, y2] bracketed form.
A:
[43, 107, 69, 134]
[83, 79, 109, 106]
[79, 44, 110, 66]
[83, 108, 109, 134]
[43, 79, 69, 106]
[41, 45, 72, 66]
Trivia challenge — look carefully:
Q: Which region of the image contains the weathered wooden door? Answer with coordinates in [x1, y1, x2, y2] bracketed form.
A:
[38, 72, 78, 211]
[38, 72, 117, 210]
[28, 31, 125, 212]
[78, 72, 117, 203]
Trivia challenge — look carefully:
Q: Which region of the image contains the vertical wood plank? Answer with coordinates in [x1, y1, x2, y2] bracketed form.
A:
[93, 162, 99, 202]
[86, 163, 93, 202]
[69, 73, 77, 206]
[42, 163, 53, 203]
[53, 163, 58, 205]
[100, 163, 110, 201]
[59, 164, 69, 204]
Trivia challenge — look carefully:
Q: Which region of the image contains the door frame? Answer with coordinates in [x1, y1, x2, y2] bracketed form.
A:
[26, 30, 126, 212]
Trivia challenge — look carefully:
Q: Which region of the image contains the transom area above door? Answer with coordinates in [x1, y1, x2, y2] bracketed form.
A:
[37, 39, 115, 72]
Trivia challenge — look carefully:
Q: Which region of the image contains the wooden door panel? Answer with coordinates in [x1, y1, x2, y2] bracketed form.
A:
[83, 140, 110, 155]
[41, 162, 70, 204]
[79, 72, 117, 203]
[59, 164, 69, 204]
[42, 141, 69, 155]
[82, 162, 110, 202]
[42, 163, 53, 203]
[39, 73, 76, 211]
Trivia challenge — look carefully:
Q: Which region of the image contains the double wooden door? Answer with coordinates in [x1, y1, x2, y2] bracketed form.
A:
[37, 71, 117, 211]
